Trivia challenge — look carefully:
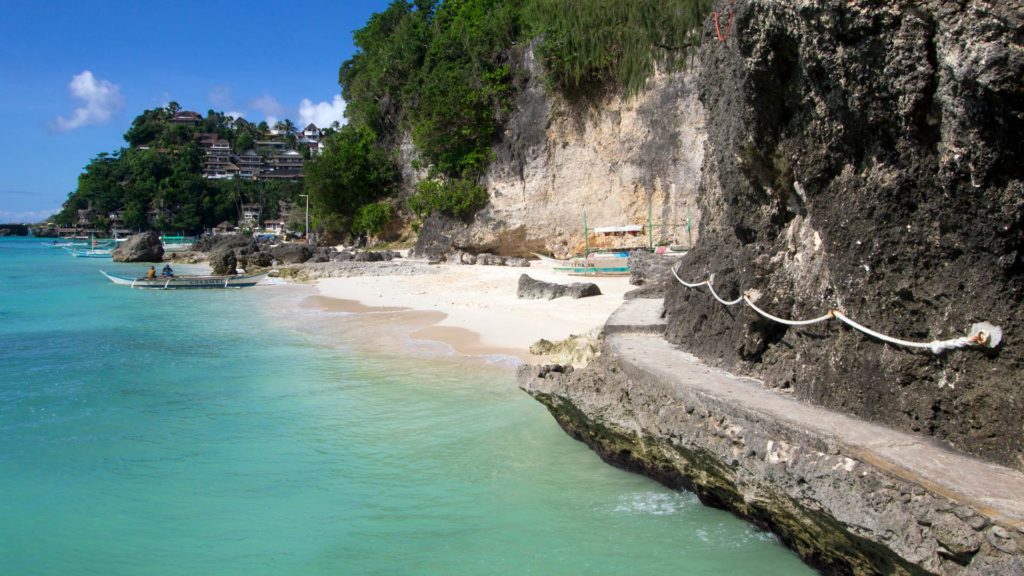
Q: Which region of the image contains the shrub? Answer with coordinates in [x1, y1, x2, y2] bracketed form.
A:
[353, 201, 393, 236]
[408, 178, 489, 220]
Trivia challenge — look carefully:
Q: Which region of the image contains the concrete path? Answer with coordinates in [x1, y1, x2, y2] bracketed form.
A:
[607, 300, 1024, 527]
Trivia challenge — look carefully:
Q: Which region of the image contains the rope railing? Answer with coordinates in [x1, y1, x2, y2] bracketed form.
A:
[670, 264, 1002, 354]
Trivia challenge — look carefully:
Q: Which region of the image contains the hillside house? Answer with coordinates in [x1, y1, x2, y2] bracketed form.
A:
[236, 150, 262, 180]
[170, 111, 202, 126]
[240, 203, 262, 227]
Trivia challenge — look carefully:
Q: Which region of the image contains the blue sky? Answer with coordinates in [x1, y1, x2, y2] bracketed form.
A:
[0, 0, 391, 222]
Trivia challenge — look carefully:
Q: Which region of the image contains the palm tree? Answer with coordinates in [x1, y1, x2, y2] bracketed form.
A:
[274, 119, 297, 139]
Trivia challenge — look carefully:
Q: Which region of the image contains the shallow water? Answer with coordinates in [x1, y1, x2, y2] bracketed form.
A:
[0, 237, 813, 575]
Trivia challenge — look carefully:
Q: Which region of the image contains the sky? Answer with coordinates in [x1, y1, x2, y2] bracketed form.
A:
[0, 0, 392, 223]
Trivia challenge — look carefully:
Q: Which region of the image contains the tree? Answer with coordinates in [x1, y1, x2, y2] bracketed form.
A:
[303, 125, 397, 233]
[274, 119, 297, 139]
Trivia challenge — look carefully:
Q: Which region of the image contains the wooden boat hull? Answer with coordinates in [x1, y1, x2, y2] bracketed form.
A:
[100, 270, 267, 289]
[552, 265, 631, 276]
[536, 252, 631, 276]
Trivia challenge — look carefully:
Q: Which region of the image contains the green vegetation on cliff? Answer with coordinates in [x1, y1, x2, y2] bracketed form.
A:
[55, 103, 303, 234]
[336, 0, 710, 221]
[530, 0, 711, 99]
[57, 1, 711, 237]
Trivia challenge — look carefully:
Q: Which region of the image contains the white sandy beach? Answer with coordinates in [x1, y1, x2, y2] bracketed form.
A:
[313, 259, 633, 361]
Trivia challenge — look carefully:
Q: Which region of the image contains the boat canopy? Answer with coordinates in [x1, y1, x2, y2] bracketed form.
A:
[593, 225, 643, 234]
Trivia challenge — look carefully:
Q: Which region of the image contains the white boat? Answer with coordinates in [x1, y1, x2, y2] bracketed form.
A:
[533, 252, 631, 276]
[65, 247, 113, 258]
[160, 235, 197, 251]
[100, 270, 267, 289]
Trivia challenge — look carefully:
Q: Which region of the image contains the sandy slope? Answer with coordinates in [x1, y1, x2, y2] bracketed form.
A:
[313, 260, 632, 361]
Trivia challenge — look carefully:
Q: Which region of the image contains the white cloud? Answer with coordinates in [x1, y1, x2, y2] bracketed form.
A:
[226, 110, 246, 120]
[0, 209, 60, 223]
[265, 115, 279, 129]
[209, 85, 233, 108]
[249, 94, 284, 120]
[52, 71, 124, 132]
[298, 95, 347, 128]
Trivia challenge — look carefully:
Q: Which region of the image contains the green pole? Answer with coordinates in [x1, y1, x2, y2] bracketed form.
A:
[687, 207, 693, 248]
[583, 209, 589, 258]
[648, 197, 653, 251]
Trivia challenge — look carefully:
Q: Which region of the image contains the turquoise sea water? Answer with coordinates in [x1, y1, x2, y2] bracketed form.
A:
[0, 237, 812, 575]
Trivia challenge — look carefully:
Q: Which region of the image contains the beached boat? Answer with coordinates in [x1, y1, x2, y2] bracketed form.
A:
[536, 253, 630, 276]
[160, 235, 197, 251]
[534, 252, 632, 276]
[100, 270, 267, 289]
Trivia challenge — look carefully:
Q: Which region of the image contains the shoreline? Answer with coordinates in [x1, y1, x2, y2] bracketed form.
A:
[298, 258, 634, 364]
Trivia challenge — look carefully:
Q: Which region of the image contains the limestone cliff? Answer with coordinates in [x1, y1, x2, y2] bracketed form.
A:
[665, 0, 1023, 470]
[412, 46, 705, 258]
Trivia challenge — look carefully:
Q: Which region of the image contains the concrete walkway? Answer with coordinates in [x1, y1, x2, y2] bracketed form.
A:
[608, 299, 1024, 528]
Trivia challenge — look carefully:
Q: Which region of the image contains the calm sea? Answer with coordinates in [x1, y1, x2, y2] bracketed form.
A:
[0, 237, 812, 575]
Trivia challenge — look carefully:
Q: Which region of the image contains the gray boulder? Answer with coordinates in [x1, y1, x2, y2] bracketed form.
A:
[112, 232, 164, 263]
[209, 246, 238, 275]
[476, 253, 505, 266]
[244, 251, 273, 268]
[505, 257, 531, 268]
[194, 234, 254, 253]
[353, 250, 385, 262]
[271, 243, 313, 264]
[517, 274, 601, 300]
[448, 251, 476, 265]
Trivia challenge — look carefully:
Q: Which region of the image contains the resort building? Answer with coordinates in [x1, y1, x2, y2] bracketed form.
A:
[263, 220, 287, 235]
[213, 221, 236, 235]
[75, 209, 95, 227]
[169, 111, 202, 126]
[240, 203, 262, 227]
[202, 139, 240, 179]
[262, 150, 304, 180]
[236, 150, 262, 180]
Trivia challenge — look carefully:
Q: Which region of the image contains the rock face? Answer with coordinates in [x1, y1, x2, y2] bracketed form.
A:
[271, 243, 313, 264]
[208, 247, 237, 275]
[663, 0, 1024, 470]
[520, 336, 1024, 576]
[112, 232, 163, 262]
[517, 274, 601, 300]
[409, 45, 705, 258]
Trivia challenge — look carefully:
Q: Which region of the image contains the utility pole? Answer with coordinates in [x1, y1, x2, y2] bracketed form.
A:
[299, 194, 309, 244]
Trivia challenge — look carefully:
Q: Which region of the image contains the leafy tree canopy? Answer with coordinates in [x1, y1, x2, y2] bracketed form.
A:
[303, 124, 398, 232]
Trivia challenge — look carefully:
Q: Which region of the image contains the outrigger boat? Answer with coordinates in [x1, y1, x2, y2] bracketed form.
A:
[100, 270, 268, 289]
[534, 252, 632, 276]
[160, 235, 197, 251]
[65, 247, 113, 258]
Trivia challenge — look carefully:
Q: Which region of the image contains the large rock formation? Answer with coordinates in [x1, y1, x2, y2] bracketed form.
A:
[410, 44, 705, 258]
[663, 0, 1023, 470]
[517, 274, 601, 300]
[520, 333, 1024, 576]
[112, 232, 163, 262]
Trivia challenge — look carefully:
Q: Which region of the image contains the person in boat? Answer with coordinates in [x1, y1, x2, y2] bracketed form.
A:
[161, 264, 175, 278]
[146, 266, 157, 280]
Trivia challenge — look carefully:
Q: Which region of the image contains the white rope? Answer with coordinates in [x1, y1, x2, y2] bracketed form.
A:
[671, 264, 1002, 354]
[742, 294, 834, 327]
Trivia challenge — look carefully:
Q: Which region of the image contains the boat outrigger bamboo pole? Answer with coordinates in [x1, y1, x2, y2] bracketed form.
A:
[648, 198, 653, 251]
[583, 209, 589, 258]
[687, 207, 693, 248]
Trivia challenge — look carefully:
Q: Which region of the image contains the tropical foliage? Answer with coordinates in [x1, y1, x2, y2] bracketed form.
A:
[58, 1, 713, 237]
[55, 103, 303, 233]
[303, 125, 397, 234]
[528, 0, 712, 99]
